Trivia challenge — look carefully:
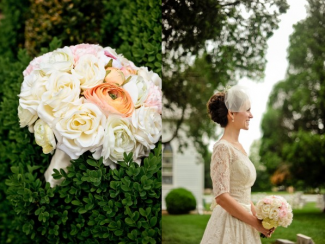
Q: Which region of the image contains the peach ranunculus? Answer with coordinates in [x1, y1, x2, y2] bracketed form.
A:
[84, 83, 134, 117]
[104, 67, 125, 86]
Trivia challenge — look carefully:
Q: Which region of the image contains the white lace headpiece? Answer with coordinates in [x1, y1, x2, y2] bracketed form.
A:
[224, 85, 250, 112]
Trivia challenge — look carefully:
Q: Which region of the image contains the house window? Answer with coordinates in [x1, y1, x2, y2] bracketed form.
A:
[162, 142, 173, 185]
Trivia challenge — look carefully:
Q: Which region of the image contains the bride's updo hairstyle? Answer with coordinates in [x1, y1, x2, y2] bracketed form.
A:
[207, 85, 250, 127]
[207, 92, 228, 127]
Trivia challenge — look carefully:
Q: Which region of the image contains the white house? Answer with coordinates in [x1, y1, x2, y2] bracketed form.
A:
[162, 129, 205, 212]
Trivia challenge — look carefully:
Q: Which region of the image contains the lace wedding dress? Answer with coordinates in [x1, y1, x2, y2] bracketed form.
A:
[200, 139, 261, 244]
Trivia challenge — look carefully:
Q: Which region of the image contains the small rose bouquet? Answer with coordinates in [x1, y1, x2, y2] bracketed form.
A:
[256, 195, 293, 238]
[18, 43, 162, 187]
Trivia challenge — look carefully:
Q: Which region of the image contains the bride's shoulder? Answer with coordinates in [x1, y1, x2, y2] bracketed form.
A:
[213, 139, 232, 152]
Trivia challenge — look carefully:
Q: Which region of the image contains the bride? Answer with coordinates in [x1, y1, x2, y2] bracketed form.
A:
[200, 85, 274, 243]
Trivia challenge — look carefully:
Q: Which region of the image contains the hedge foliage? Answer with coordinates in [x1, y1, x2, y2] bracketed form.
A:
[0, 0, 162, 242]
[165, 188, 196, 215]
[6, 148, 162, 243]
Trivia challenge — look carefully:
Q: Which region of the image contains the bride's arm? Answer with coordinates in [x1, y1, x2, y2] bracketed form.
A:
[250, 201, 256, 216]
[216, 193, 271, 237]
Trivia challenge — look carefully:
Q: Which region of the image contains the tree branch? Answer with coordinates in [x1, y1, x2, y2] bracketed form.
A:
[220, 1, 241, 7]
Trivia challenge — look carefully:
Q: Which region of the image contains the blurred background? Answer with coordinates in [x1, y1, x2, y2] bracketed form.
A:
[162, 0, 325, 243]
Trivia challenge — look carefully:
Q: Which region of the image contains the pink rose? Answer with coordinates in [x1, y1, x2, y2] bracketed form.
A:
[144, 82, 162, 114]
[70, 44, 103, 63]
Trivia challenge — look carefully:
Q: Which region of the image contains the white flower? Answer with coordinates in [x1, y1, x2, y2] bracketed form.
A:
[37, 71, 80, 126]
[55, 101, 106, 159]
[73, 54, 106, 90]
[131, 106, 162, 154]
[19, 71, 47, 114]
[138, 67, 161, 89]
[18, 105, 38, 129]
[97, 115, 136, 165]
[123, 75, 149, 108]
[40, 47, 74, 74]
[34, 119, 56, 154]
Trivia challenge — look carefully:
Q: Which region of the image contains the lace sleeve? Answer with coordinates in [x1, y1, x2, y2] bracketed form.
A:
[211, 143, 231, 198]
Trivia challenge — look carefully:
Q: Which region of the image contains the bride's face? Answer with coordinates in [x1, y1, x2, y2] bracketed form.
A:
[234, 100, 253, 130]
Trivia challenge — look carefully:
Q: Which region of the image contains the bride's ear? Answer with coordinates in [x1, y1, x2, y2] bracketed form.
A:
[227, 110, 235, 122]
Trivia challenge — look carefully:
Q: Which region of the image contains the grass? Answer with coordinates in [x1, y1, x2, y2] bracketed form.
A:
[162, 202, 325, 244]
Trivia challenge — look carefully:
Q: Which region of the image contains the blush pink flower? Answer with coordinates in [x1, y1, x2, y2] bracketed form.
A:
[144, 81, 162, 114]
[70, 44, 103, 63]
[84, 83, 134, 117]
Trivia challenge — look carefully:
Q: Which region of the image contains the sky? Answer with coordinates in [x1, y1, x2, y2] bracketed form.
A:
[236, 0, 308, 155]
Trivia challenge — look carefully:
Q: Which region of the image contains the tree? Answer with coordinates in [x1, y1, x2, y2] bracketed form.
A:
[260, 0, 325, 189]
[162, 0, 289, 159]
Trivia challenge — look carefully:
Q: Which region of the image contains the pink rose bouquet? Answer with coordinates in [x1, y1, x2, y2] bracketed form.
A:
[255, 195, 293, 238]
[18, 44, 162, 187]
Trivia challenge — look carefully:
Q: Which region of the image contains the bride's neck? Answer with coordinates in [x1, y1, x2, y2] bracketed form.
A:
[222, 126, 240, 143]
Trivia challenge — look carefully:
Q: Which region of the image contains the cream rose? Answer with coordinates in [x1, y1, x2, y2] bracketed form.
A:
[19, 71, 47, 114]
[18, 105, 38, 129]
[98, 115, 136, 164]
[34, 119, 56, 154]
[123, 75, 149, 108]
[131, 106, 162, 152]
[37, 71, 81, 126]
[40, 47, 74, 74]
[54, 101, 106, 159]
[137, 67, 161, 89]
[73, 54, 106, 90]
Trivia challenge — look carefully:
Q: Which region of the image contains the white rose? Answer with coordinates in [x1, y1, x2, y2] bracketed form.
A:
[131, 106, 162, 152]
[138, 67, 161, 89]
[55, 101, 106, 159]
[123, 75, 149, 108]
[98, 115, 136, 165]
[34, 119, 56, 154]
[19, 71, 47, 114]
[37, 71, 80, 126]
[117, 54, 137, 69]
[268, 208, 279, 220]
[40, 47, 74, 74]
[73, 54, 106, 90]
[261, 204, 271, 217]
[18, 105, 38, 129]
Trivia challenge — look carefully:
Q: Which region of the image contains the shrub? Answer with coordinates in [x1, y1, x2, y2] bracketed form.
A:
[6, 148, 162, 243]
[165, 188, 196, 214]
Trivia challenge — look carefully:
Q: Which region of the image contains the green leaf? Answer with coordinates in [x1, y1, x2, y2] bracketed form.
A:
[150, 217, 157, 227]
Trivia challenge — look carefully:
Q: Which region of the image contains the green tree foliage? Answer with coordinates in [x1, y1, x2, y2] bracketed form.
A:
[260, 0, 325, 189]
[165, 188, 196, 214]
[0, 0, 161, 242]
[249, 140, 273, 192]
[162, 0, 289, 160]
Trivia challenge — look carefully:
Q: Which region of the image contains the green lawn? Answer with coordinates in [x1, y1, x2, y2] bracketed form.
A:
[162, 203, 325, 244]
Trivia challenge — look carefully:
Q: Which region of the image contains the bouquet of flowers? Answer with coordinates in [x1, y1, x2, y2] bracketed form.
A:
[18, 43, 162, 186]
[255, 195, 293, 238]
